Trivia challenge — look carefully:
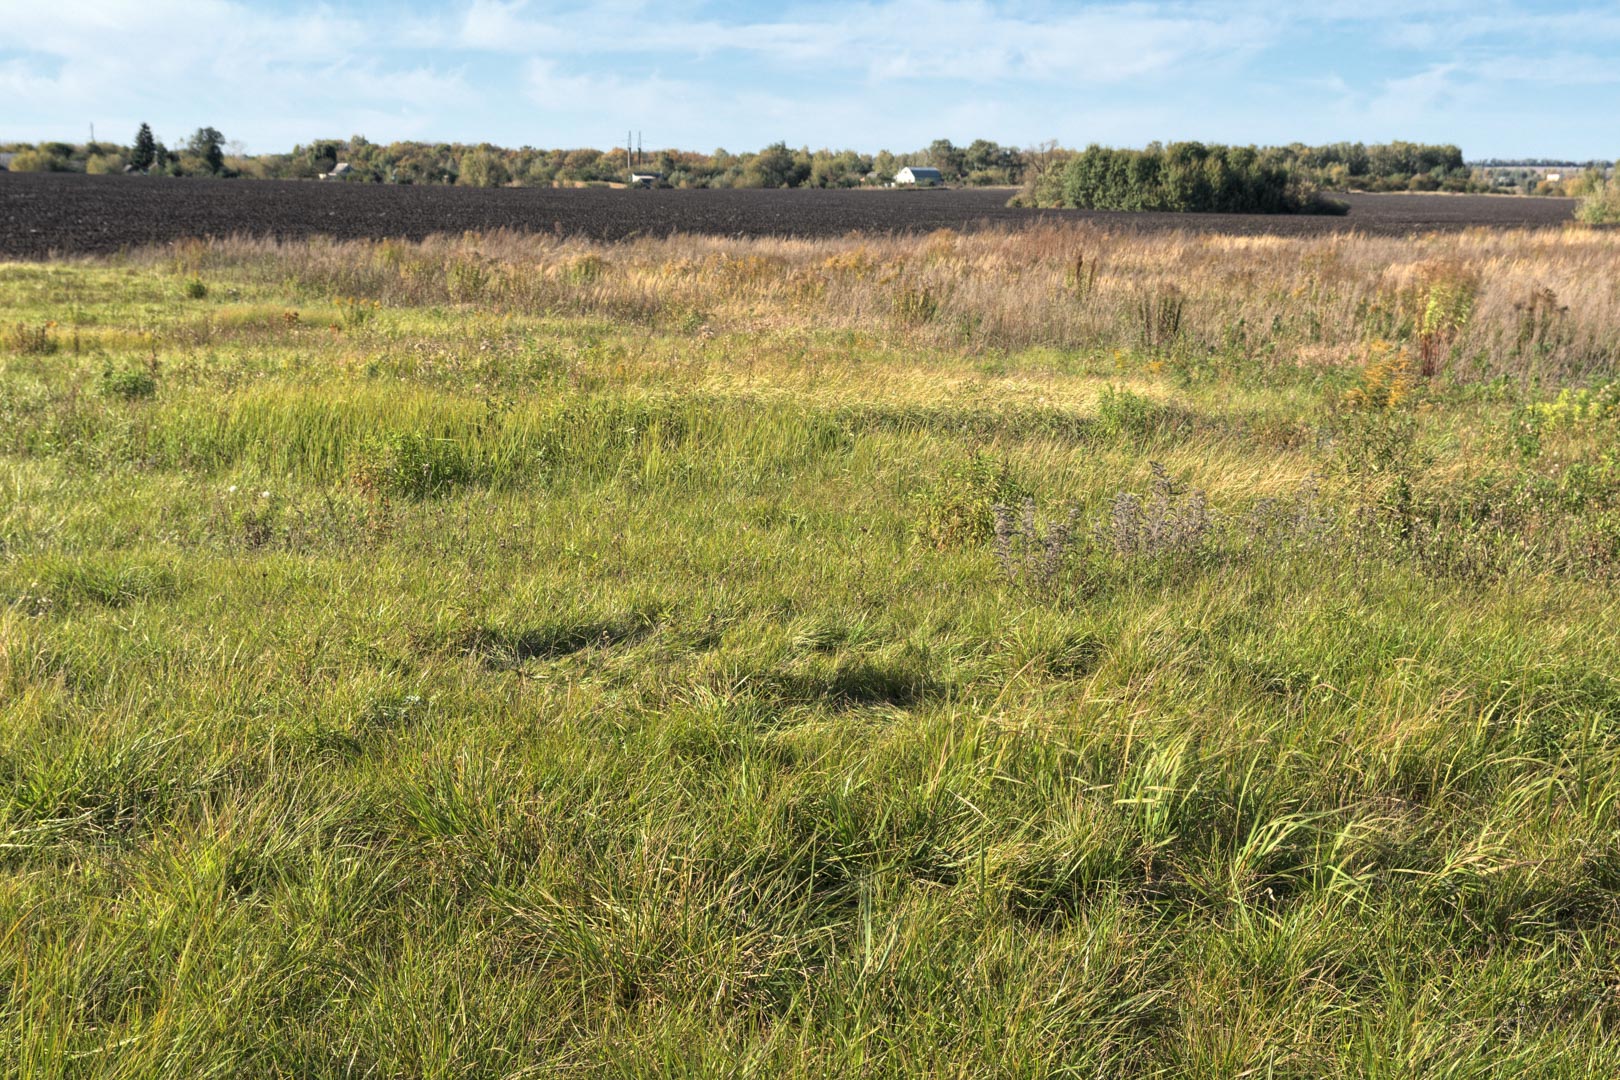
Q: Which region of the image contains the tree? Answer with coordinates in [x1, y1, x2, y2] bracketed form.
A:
[927, 138, 966, 180]
[741, 142, 798, 188]
[872, 150, 898, 184]
[131, 123, 156, 171]
[458, 148, 509, 188]
[188, 127, 226, 174]
[306, 140, 341, 175]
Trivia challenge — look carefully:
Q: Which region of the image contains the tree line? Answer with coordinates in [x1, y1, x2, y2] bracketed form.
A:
[3, 126, 1562, 199]
[1, 129, 1024, 188]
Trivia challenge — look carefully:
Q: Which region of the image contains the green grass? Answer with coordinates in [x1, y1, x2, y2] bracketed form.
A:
[4, 246, 1620, 1077]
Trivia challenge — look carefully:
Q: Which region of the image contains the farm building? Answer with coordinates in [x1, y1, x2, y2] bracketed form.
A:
[319, 162, 354, 180]
[894, 166, 943, 186]
[0, 153, 14, 172]
[628, 172, 663, 188]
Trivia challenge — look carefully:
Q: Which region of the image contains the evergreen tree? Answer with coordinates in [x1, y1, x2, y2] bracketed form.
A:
[131, 123, 156, 171]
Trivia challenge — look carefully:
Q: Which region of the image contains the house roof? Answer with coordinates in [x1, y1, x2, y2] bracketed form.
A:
[897, 166, 942, 178]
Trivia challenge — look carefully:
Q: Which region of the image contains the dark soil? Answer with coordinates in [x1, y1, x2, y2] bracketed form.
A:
[0, 172, 1582, 258]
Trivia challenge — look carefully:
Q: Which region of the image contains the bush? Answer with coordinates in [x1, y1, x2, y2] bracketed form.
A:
[7, 149, 70, 173]
[1095, 385, 1171, 439]
[184, 278, 208, 299]
[1576, 174, 1620, 224]
[917, 452, 1028, 548]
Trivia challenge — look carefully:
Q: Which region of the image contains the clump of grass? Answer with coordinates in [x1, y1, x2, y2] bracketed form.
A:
[213, 486, 283, 549]
[457, 611, 657, 668]
[916, 451, 1027, 548]
[1135, 283, 1184, 351]
[41, 558, 178, 607]
[7, 321, 57, 355]
[891, 281, 940, 324]
[99, 365, 158, 400]
[1095, 385, 1182, 441]
[184, 277, 208, 300]
[563, 254, 606, 286]
[334, 295, 380, 329]
[351, 431, 477, 499]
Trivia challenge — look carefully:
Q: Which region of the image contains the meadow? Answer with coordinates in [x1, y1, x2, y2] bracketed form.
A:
[3, 222, 1620, 1076]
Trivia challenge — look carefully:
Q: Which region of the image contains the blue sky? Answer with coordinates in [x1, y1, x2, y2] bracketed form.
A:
[3, 1, 1617, 158]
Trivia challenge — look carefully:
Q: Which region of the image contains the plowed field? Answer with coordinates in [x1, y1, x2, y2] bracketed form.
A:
[0, 171, 1581, 258]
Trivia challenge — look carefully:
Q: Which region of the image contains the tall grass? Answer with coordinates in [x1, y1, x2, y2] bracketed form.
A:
[137, 223, 1620, 383]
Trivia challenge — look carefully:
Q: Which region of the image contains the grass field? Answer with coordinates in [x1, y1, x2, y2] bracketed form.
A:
[4, 224, 1620, 1076]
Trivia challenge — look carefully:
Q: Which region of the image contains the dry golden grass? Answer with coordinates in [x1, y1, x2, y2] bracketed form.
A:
[145, 222, 1620, 383]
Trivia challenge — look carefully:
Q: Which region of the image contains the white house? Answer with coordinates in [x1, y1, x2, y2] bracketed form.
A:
[320, 162, 354, 180]
[894, 166, 943, 186]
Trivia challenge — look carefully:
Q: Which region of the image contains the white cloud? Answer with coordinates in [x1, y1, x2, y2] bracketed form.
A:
[447, 0, 1274, 85]
[2, 0, 1617, 155]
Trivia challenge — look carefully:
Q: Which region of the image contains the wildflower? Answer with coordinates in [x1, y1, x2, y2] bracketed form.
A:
[260, 490, 271, 499]
[228, 485, 238, 494]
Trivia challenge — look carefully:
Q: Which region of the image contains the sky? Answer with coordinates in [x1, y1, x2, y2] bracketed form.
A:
[2, 0, 1617, 159]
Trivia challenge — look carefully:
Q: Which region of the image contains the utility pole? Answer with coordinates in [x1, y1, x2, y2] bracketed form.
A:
[627, 130, 632, 175]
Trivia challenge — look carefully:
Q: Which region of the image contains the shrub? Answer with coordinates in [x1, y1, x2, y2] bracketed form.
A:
[1526, 381, 1620, 429]
[1095, 385, 1172, 440]
[1576, 173, 1620, 224]
[1341, 342, 1419, 410]
[917, 452, 1028, 548]
[6, 149, 70, 173]
[1134, 286, 1185, 351]
[184, 277, 208, 299]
